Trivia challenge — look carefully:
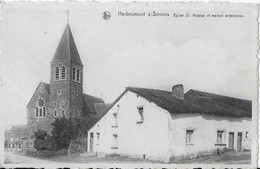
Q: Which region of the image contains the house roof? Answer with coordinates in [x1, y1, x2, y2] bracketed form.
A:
[83, 94, 105, 113]
[127, 87, 252, 118]
[9, 125, 28, 133]
[51, 24, 82, 65]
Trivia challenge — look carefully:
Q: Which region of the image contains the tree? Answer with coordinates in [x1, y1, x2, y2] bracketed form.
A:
[34, 129, 47, 139]
[51, 117, 78, 150]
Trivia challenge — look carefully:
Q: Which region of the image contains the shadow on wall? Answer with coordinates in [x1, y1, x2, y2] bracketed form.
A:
[170, 113, 250, 123]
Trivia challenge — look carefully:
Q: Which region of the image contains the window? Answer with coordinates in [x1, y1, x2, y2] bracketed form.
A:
[75, 91, 78, 96]
[217, 130, 226, 144]
[40, 109, 42, 117]
[54, 110, 57, 117]
[36, 98, 46, 118]
[43, 107, 46, 117]
[55, 66, 59, 80]
[245, 131, 249, 138]
[76, 69, 80, 82]
[72, 67, 76, 80]
[112, 112, 118, 127]
[61, 109, 65, 117]
[186, 130, 194, 144]
[72, 109, 75, 118]
[96, 133, 100, 145]
[77, 110, 81, 118]
[136, 106, 144, 124]
[111, 134, 118, 149]
[36, 107, 39, 117]
[57, 90, 62, 95]
[61, 66, 66, 79]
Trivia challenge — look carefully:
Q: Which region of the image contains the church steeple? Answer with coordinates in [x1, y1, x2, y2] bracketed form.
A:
[49, 22, 84, 119]
[51, 24, 82, 65]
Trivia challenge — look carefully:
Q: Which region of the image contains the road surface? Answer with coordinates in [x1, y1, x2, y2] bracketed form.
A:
[4, 150, 60, 164]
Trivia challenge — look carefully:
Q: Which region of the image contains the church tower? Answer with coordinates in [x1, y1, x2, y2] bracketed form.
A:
[49, 24, 84, 119]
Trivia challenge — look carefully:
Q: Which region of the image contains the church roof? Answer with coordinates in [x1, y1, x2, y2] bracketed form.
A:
[26, 82, 50, 108]
[83, 94, 105, 113]
[51, 24, 82, 65]
[41, 82, 50, 95]
[94, 103, 111, 117]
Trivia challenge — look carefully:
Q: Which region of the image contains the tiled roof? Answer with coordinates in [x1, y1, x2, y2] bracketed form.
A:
[51, 24, 82, 64]
[83, 94, 104, 113]
[9, 125, 28, 133]
[127, 87, 252, 118]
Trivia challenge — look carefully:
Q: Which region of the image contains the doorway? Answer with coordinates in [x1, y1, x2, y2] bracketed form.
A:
[228, 132, 234, 150]
[89, 133, 94, 152]
[237, 132, 242, 152]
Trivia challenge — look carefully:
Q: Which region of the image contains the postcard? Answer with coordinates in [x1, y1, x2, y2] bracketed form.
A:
[0, 1, 258, 168]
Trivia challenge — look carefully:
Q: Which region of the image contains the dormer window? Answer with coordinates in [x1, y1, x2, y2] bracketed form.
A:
[136, 106, 144, 124]
[61, 66, 66, 79]
[55, 67, 60, 80]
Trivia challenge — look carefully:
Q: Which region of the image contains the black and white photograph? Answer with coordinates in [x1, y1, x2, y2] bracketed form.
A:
[0, 2, 258, 168]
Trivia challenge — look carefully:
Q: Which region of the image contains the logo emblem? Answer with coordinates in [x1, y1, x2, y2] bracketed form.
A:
[103, 11, 111, 20]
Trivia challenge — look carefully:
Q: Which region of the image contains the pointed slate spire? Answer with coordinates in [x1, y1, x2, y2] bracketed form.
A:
[51, 24, 82, 65]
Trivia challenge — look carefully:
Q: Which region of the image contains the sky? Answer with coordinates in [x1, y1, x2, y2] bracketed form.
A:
[0, 2, 258, 128]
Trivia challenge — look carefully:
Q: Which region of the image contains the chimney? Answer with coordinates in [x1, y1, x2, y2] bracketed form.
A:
[172, 84, 184, 99]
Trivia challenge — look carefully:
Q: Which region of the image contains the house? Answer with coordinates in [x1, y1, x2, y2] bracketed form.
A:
[87, 84, 252, 162]
[6, 125, 28, 151]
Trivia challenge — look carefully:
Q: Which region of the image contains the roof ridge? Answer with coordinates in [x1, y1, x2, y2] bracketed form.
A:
[186, 89, 251, 102]
[127, 86, 172, 93]
[67, 24, 71, 62]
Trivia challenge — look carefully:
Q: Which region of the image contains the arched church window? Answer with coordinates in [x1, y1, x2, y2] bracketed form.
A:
[61, 66, 66, 79]
[54, 110, 57, 117]
[35, 98, 47, 118]
[36, 107, 39, 117]
[61, 109, 65, 117]
[72, 67, 76, 80]
[55, 67, 60, 80]
[76, 69, 80, 82]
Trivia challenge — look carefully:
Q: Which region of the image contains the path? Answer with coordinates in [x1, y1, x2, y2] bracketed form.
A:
[4, 151, 60, 164]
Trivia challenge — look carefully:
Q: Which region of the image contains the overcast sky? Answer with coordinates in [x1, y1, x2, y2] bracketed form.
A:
[0, 2, 258, 128]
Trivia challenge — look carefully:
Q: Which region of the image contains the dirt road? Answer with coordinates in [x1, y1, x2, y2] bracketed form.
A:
[4, 151, 60, 164]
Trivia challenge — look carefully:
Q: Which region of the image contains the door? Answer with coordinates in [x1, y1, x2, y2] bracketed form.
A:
[228, 132, 234, 149]
[89, 133, 94, 152]
[237, 132, 242, 152]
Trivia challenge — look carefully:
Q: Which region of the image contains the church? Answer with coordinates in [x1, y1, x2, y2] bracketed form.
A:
[26, 23, 109, 136]
[6, 23, 109, 151]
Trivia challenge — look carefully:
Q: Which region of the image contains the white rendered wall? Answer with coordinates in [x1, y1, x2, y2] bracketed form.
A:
[88, 91, 170, 162]
[168, 113, 251, 157]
